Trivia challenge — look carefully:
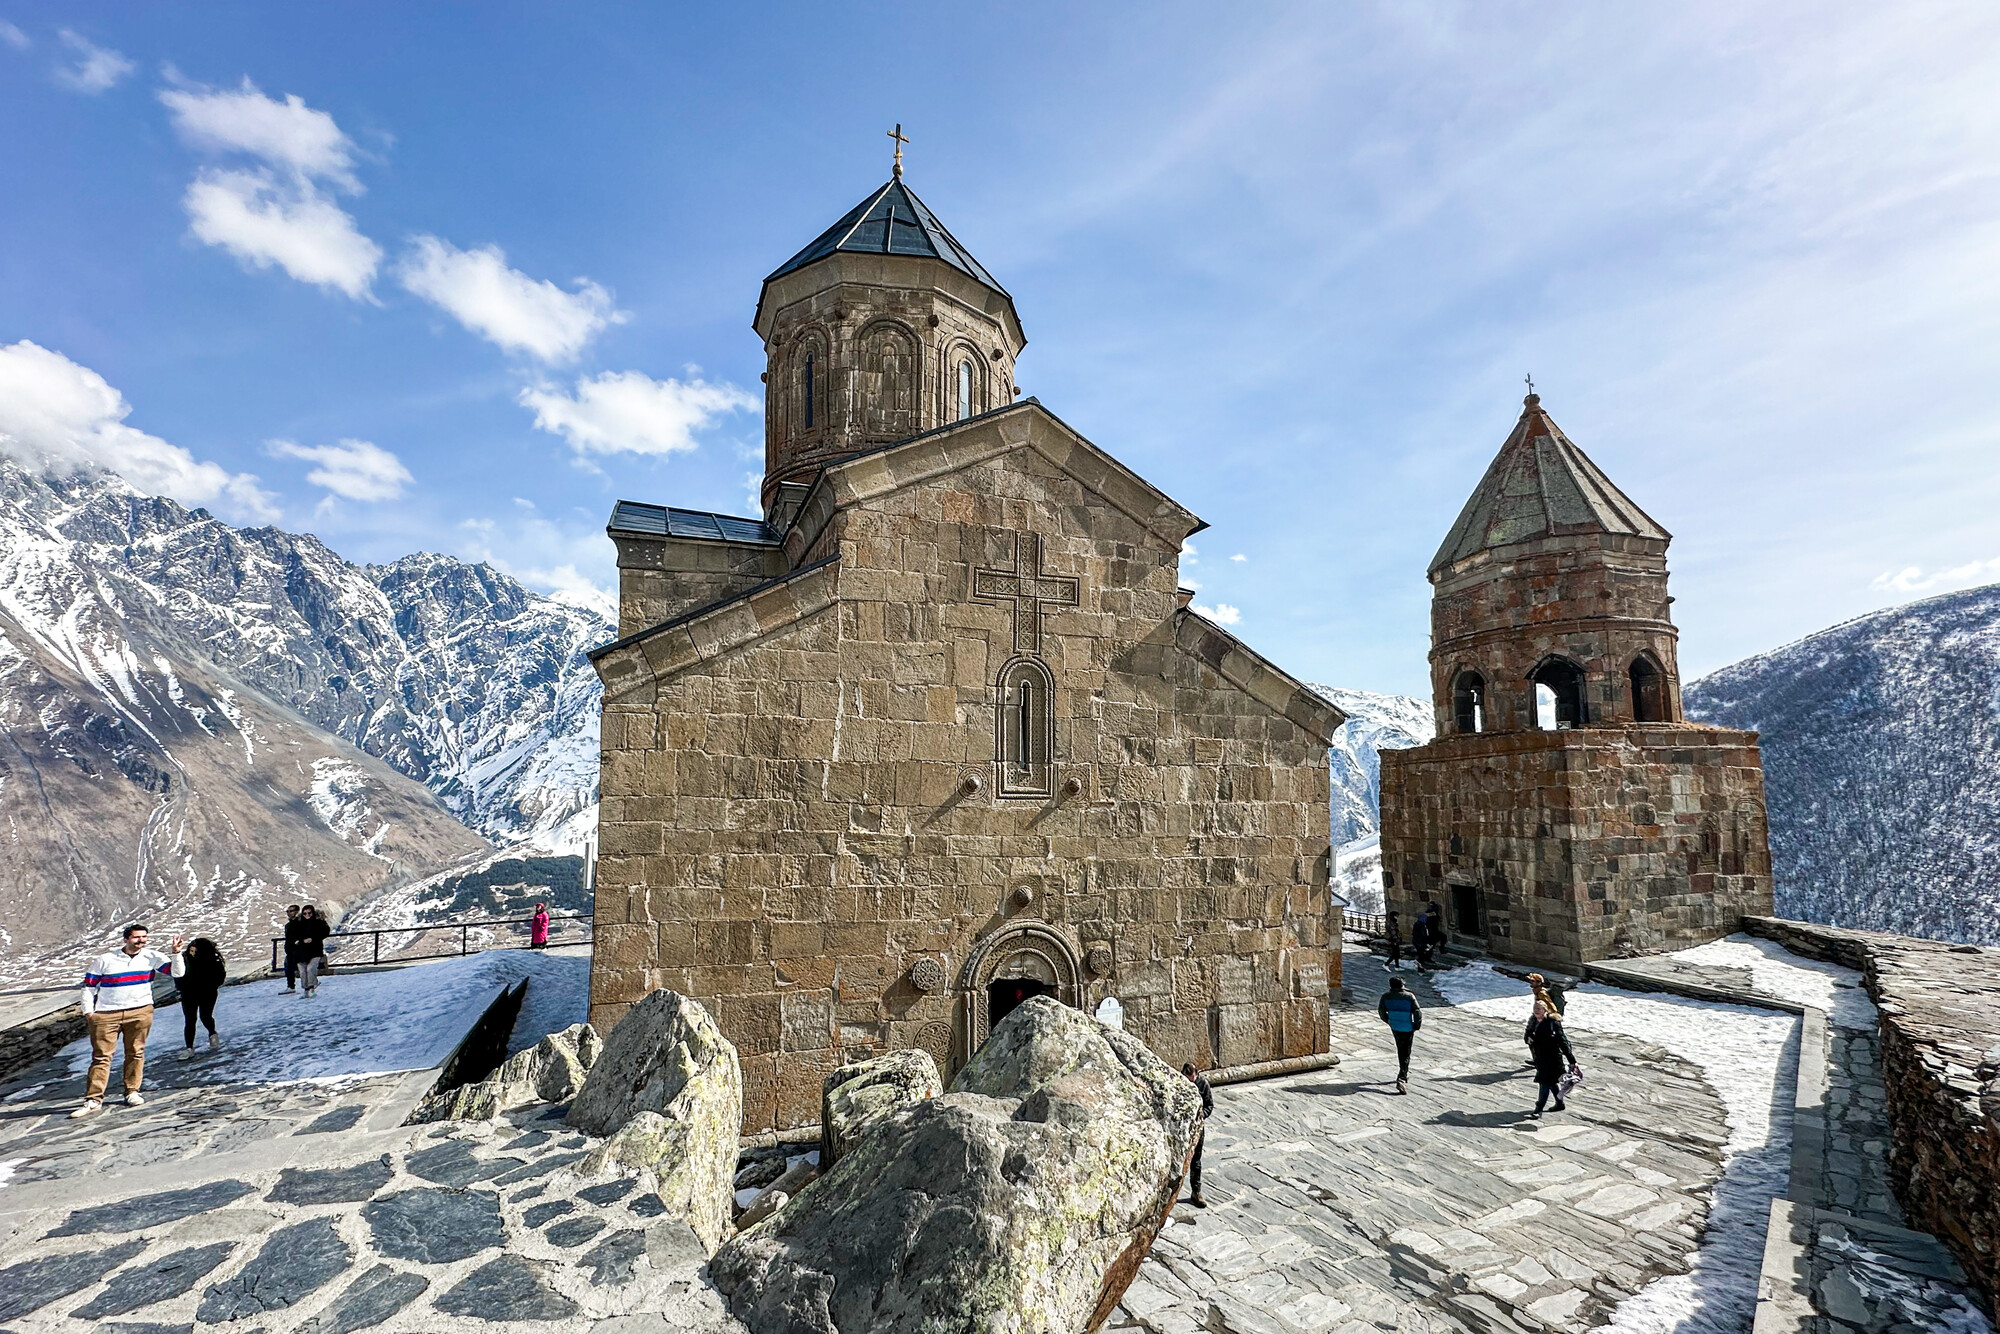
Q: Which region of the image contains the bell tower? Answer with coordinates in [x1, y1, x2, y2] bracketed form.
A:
[752, 161, 1025, 521]
[1378, 393, 1772, 968]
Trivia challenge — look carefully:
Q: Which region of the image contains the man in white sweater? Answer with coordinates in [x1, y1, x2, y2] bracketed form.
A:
[74, 923, 185, 1118]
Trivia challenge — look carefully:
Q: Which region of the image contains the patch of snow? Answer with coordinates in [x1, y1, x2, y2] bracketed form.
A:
[1334, 835, 1384, 914]
[1669, 933, 1877, 1030]
[58, 949, 590, 1085]
[1435, 962, 1795, 1334]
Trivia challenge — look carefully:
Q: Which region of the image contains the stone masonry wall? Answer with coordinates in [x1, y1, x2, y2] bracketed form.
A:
[1381, 727, 1771, 967]
[594, 440, 1337, 1132]
[1429, 535, 1682, 735]
[1745, 916, 2000, 1310]
[612, 534, 787, 639]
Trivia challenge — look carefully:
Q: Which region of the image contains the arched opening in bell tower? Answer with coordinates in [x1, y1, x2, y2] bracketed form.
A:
[1629, 654, 1668, 723]
[1451, 670, 1486, 734]
[1530, 657, 1587, 730]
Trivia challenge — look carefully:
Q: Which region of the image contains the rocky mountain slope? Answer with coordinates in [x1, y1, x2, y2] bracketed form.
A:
[1309, 685, 1434, 914]
[0, 459, 608, 979]
[1685, 582, 2000, 945]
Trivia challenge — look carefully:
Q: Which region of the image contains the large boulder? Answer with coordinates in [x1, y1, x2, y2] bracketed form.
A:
[713, 996, 1201, 1334]
[819, 1049, 941, 1168]
[410, 1023, 600, 1124]
[568, 990, 740, 1254]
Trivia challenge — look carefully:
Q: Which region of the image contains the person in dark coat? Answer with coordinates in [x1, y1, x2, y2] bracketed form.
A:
[1384, 911, 1404, 970]
[1412, 912, 1436, 970]
[1377, 975, 1422, 1093]
[1527, 1007, 1578, 1116]
[281, 905, 303, 991]
[1181, 1062, 1214, 1208]
[177, 938, 227, 1058]
[295, 905, 331, 997]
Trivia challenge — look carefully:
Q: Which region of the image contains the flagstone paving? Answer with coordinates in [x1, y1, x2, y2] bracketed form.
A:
[1107, 952, 1732, 1334]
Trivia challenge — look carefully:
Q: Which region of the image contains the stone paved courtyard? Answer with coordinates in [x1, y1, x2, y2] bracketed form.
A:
[1108, 952, 1732, 1334]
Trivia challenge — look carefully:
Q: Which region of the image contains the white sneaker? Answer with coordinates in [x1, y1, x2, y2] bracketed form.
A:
[177, 1049, 193, 1062]
[70, 1099, 103, 1119]
[207, 1032, 221, 1051]
[122, 1091, 146, 1106]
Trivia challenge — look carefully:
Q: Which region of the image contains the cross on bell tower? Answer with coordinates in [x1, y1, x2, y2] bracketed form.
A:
[972, 531, 1081, 656]
[887, 123, 909, 178]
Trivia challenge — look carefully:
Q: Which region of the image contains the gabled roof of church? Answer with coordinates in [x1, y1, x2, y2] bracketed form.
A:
[1429, 395, 1669, 576]
[763, 178, 1008, 294]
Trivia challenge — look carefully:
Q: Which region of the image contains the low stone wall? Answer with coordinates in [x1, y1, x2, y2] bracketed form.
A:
[0, 1000, 87, 1085]
[1744, 916, 2000, 1310]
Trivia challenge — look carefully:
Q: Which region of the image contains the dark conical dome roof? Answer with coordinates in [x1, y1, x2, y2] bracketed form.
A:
[1429, 395, 1669, 576]
[763, 178, 1008, 294]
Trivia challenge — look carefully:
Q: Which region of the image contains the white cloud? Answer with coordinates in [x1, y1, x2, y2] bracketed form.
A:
[1, 21, 30, 50]
[0, 340, 277, 521]
[161, 79, 379, 299]
[1193, 602, 1242, 625]
[183, 169, 381, 299]
[399, 236, 626, 362]
[1230, 552, 1247, 562]
[519, 370, 757, 457]
[269, 438, 412, 502]
[1870, 557, 2000, 597]
[160, 77, 358, 185]
[54, 29, 130, 93]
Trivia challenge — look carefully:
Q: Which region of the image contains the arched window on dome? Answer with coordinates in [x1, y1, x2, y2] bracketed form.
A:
[1630, 654, 1668, 723]
[1451, 670, 1486, 735]
[995, 656, 1055, 797]
[1531, 657, 1587, 731]
[957, 358, 975, 421]
[803, 354, 815, 429]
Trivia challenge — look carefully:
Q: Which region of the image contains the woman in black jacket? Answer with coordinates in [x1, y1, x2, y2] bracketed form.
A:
[1527, 1009, 1578, 1116]
[178, 938, 227, 1058]
[296, 905, 332, 997]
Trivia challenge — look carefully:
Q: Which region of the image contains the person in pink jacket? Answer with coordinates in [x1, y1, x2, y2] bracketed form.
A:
[530, 902, 551, 949]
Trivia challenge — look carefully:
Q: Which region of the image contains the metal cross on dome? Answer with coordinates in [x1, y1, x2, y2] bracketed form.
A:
[888, 123, 909, 178]
[972, 532, 1080, 657]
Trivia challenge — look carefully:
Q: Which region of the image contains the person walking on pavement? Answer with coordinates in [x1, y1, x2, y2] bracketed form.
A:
[1384, 911, 1404, 970]
[1180, 1062, 1214, 1207]
[530, 902, 551, 949]
[1378, 975, 1423, 1093]
[176, 938, 227, 1060]
[295, 905, 331, 996]
[74, 924, 185, 1118]
[1527, 992, 1580, 1117]
[281, 905, 303, 991]
[1412, 911, 1436, 971]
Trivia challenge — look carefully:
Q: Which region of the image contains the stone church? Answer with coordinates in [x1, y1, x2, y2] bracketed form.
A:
[1379, 394, 1773, 967]
[588, 167, 1345, 1132]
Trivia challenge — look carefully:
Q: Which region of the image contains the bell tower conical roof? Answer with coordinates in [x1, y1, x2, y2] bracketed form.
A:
[1428, 394, 1668, 576]
[764, 177, 1008, 293]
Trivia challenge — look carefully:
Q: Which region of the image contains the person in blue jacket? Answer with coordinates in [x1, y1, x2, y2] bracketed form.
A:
[1378, 975, 1423, 1094]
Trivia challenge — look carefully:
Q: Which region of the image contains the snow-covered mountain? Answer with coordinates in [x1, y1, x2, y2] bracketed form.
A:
[1309, 685, 1435, 915]
[1310, 684, 1436, 846]
[0, 459, 608, 979]
[1685, 582, 2000, 946]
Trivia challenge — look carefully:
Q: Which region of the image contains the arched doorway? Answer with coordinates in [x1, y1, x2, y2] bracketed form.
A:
[1530, 657, 1588, 730]
[958, 922, 1083, 1056]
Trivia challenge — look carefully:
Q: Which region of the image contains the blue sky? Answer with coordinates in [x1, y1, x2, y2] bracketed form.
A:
[3, 3, 1997, 698]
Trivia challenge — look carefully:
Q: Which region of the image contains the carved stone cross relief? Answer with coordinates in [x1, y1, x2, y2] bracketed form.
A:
[971, 531, 1081, 656]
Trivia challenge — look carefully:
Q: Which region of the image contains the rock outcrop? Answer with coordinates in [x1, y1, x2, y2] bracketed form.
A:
[412, 1022, 600, 1124]
[568, 990, 740, 1254]
[819, 1049, 941, 1168]
[713, 996, 1201, 1333]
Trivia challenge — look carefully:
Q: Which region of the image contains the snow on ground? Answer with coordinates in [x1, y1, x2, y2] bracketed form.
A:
[1435, 961, 1796, 1334]
[1671, 934, 1877, 1028]
[59, 949, 590, 1087]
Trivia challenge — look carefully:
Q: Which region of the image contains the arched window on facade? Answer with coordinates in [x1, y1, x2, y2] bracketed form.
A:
[1530, 658, 1587, 731]
[802, 353, 815, 429]
[794, 334, 828, 435]
[860, 323, 918, 437]
[957, 359, 978, 421]
[995, 656, 1055, 797]
[1451, 670, 1486, 735]
[1630, 654, 1668, 723]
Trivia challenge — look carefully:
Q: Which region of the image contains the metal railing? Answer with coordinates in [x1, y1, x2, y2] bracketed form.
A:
[269, 912, 592, 973]
[1344, 912, 1387, 939]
